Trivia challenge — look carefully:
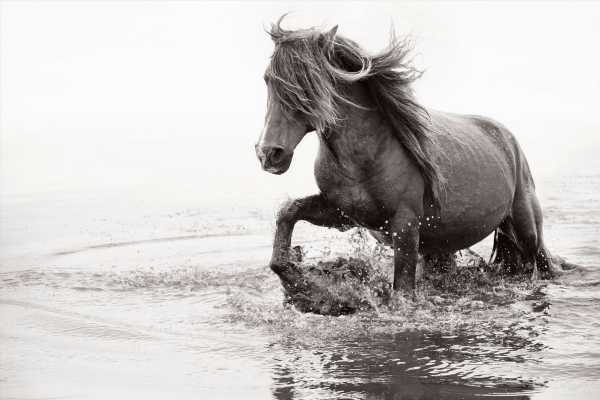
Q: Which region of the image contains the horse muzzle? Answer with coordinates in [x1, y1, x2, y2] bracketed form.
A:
[256, 145, 293, 175]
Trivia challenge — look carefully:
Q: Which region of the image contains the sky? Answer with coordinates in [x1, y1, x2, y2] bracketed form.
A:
[1, 1, 599, 207]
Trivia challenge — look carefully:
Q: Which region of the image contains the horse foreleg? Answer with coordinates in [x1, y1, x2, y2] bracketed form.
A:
[270, 194, 352, 277]
[390, 210, 420, 293]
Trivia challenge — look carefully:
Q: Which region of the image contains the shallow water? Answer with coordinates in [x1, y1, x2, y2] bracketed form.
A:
[1, 174, 599, 399]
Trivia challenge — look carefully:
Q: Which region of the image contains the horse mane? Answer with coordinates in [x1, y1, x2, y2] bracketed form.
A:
[266, 17, 445, 212]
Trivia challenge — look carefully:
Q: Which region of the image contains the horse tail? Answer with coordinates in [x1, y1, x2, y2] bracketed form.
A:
[489, 228, 499, 264]
[551, 254, 581, 271]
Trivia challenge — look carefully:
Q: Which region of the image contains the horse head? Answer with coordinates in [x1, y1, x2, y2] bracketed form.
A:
[255, 79, 312, 175]
[255, 18, 343, 175]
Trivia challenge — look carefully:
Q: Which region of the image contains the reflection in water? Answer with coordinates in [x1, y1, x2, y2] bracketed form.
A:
[268, 325, 545, 399]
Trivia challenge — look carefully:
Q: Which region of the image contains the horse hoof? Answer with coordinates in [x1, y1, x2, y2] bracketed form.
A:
[269, 261, 286, 275]
[269, 260, 300, 279]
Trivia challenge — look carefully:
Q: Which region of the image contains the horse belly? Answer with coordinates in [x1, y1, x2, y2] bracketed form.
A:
[420, 202, 508, 253]
[420, 114, 517, 253]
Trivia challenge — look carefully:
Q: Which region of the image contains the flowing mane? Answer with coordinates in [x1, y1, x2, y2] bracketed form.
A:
[266, 18, 445, 211]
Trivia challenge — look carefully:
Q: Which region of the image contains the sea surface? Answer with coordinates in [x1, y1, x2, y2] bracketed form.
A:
[1, 173, 599, 399]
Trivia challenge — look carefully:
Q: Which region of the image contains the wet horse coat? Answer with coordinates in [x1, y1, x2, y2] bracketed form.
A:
[255, 20, 562, 291]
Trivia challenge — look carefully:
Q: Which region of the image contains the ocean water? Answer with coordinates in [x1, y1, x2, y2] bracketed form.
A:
[1, 173, 599, 399]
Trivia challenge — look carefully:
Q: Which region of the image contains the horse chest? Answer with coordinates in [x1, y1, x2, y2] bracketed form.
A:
[327, 186, 386, 226]
[316, 172, 392, 228]
[314, 138, 415, 228]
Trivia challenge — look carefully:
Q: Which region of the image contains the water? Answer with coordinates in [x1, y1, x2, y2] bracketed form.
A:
[1, 174, 599, 399]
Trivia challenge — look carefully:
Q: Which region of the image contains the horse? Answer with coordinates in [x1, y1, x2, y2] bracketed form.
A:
[255, 18, 569, 292]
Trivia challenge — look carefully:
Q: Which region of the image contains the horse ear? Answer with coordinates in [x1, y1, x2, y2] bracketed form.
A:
[322, 25, 338, 53]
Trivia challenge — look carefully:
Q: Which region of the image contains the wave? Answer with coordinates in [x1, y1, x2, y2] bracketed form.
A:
[52, 232, 255, 256]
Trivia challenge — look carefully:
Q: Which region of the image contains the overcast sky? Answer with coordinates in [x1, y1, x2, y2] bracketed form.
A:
[1, 1, 599, 206]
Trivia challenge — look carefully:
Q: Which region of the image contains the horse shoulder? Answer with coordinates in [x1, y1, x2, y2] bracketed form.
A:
[313, 135, 424, 225]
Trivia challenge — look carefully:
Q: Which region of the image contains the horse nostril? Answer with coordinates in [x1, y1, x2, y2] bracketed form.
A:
[269, 147, 284, 163]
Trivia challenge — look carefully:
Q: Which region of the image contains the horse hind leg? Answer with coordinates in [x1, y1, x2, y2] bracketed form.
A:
[530, 193, 565, 277]
[511, 187, 562, 279]
[491, 217, 524, 274]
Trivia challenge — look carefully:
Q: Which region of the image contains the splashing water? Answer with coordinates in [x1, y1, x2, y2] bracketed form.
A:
[1, 174, 599, 399]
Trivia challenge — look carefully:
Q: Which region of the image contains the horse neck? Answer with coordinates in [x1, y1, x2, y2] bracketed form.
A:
[324, 84, 397, 172]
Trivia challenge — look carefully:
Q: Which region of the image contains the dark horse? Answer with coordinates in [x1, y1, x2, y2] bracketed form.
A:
[255, 19, 568, 292]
